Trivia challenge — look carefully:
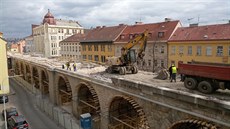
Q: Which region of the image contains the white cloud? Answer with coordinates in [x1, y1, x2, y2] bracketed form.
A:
[0, 0, 229, 38]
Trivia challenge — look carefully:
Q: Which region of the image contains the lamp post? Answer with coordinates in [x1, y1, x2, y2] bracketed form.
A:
[1, 74, 22, 129]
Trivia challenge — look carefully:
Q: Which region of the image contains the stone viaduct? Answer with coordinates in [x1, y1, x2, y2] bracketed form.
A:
[9, 56, 230, 129]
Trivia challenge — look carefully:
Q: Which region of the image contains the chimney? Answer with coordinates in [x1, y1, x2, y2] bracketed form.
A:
[0, 32, 3, 38]
[165, 18, 172, 22]
[119, 23, 124, 26]
[135, 21, 143, 25]
[96, 26, 101, 29]
[189, 23, 199, 27]
[102, 26, 106, 28]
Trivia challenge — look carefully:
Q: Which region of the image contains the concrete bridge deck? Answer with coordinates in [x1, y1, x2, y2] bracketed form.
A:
[9, 53, 230, 129]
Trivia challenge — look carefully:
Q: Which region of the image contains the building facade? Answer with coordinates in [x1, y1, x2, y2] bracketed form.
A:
[80, 25, 127, 64]
[60, 33, 85, 62]
[168, 23, 230, 67]
[33, 10, 84, 58]
[115, 20, 181, 72]
[0, 32, 10, 94]
[24, 35, 34, 54]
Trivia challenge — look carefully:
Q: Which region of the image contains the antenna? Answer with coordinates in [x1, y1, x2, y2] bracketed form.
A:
[187, 18, 194, 24]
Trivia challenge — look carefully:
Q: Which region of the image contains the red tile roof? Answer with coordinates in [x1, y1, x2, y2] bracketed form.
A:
[115, 20, 180, 42]
[169, 24, 230, 41]
[61, 33, 86, 42]
[81, 25, 127, 43]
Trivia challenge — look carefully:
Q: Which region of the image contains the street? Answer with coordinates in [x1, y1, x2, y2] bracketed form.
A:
[0, 79, 63, 129]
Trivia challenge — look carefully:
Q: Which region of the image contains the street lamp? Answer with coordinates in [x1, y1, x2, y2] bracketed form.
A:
[1, 74, 23, 129]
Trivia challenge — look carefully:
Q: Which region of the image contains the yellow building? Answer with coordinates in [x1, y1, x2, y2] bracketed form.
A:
[168, 24, 230, 67]
[80, 25, 127, 64]
[0, 32, 9, 94]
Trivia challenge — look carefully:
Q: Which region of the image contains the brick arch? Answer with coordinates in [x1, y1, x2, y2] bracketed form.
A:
[108, 96, 150, 129]
[168, 119, 218, 129]
[41, 69, 49, 94]
[75, 82, 101, 128]
[32, 67, 39, 89]
[25, 64, 31, 83]
[57, 75, 72, 105]
[15, 61, 20, 75]
[20, 62, 25, 79]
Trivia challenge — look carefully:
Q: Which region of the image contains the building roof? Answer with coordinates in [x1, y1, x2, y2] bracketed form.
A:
[60, 33, 86, 42]
[169, 23, 230, 42]
[11, 44, 18, 49]
[80, 25, 127, 43]
[115, 20, 180, 43]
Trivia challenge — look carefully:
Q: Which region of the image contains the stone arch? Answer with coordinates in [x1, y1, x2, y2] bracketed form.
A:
[15, 61, 20, 75]
[41, 70, 49, 95]
[168, 119, 218, 129]
[108, 96, 150, 129]
[58, 75, 72, 105]
[25, 64, 31, 84]
[20, 62, 25, 79]
[76, 82, 100, 116]
[32, 67, 39, 89]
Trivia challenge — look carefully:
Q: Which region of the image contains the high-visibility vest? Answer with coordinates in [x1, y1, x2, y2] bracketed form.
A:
[172, 66, 177, 73]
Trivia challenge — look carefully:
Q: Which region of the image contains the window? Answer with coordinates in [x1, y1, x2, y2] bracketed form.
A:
[161, 60, 164, 67]
[160, 46, 164, 53]
[108, 45, 112, 52]
[206, 46, 212, 56]
[229, 46, 230, 56]
[94, 45, 98, 51]
[129, 34, 133, 39]
[75, 46, 78, 52]
[188, 46, 192, 55]
[82, 45, 86, 51]
[154, 45, 158, 53]
[88, 45, 92, 51]
[197, 46, 202, 56]
[83, 55, 87, 60]
[158, 32, 164, 38]
[88, 55, 92, 60]
[217, 46, 223, 56]
[79, 46, 81, 52]
[101, 56, 106, 63]
[101, 45, 105, 52]
[94, 55, 99, 62]
[179, 46, 184, 55]
[148, 60, 151, 66]
[171, 46, 176, 55]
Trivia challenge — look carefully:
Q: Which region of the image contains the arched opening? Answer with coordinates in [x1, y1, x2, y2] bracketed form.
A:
[109, 96, 149, 129]
[169, 119, 217, 129]
[32, 67, 39, 89]
[25, 64, 31, 84]
[41, 70, 49, 95]
[77, 84, 100, 126]
[58, 76, 72, 105]
[15, 62, 20, 75]
[20, 63, 25, 79]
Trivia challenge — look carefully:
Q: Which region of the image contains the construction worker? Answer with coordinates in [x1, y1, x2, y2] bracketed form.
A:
[168, 64, 173, 80]
[171, 64, 177, 82]
[73, 63, 77, 71]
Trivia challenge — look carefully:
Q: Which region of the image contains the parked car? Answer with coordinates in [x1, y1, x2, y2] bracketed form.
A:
[2, 107, 18, 119]
[7, 115, 29, 129]
[0, 95, 8, 104]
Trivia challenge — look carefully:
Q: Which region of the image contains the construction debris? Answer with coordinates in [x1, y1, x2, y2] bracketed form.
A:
[154, 69, 169, 80]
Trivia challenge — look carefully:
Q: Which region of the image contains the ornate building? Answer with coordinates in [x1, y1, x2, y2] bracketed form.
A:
[33, 9, 84, 58]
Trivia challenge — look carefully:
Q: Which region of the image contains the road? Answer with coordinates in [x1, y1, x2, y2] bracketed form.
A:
[1, 79, 63, 129]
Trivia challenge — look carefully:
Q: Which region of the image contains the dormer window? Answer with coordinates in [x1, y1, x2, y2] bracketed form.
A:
[158, 32, 164, 38]
[129, 34, 133, 39]
[120, 35, 125, 39]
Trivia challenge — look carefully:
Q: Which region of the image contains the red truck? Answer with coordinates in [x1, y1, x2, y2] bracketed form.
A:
[178, 61, 230, 94]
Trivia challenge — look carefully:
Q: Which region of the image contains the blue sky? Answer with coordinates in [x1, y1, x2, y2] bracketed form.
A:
[0, 0, 229, 38]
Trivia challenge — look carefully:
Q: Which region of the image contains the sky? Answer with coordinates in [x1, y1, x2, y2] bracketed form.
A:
[0, 0, 229, 38]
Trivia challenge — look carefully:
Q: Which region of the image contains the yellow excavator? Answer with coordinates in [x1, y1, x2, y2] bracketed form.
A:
[105, 30, 148, 75]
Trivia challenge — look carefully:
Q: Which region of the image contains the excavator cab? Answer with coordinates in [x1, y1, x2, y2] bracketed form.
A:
[126, 49, 136, 64]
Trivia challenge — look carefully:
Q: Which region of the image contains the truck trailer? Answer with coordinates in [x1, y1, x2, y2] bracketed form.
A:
[178, 61, 230, 94]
